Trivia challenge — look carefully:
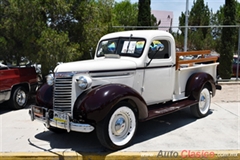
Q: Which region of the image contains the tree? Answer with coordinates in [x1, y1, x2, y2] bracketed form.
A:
[0, 0, 45, 65]
[113, 0, 138, 30]
[178, 0, 211, 51]
[0, 0, 81, 77]
[0, 0, 160, 78]
[138, 0, 151, 28]
[189, 0, 210, 39]
[219, 0, 237, 79]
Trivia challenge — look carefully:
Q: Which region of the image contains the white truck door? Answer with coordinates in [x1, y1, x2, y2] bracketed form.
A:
[142, 39, 175, 105]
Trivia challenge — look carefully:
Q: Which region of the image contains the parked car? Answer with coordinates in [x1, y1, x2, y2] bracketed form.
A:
[215, 55, 240, 78]
[232, 55, 240, 77]
[0, 63, 38, 109]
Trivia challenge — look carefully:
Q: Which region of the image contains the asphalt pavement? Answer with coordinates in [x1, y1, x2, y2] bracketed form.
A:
[0, 82, 239, 159]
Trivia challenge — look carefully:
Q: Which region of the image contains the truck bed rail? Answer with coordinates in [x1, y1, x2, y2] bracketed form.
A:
[176, 50, 218, 70]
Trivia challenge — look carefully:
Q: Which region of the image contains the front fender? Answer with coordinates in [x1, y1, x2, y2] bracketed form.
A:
[73, 84, 148, 123]
[35, 83, 53, 109]
[185, 72, 216, 100]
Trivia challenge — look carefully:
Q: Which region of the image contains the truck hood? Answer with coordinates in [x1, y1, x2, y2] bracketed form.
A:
[54, 58, 137, 73]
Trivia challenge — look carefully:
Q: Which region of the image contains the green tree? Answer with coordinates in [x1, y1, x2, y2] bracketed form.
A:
[71, 0, 116, 60]
[219, 0, 237, 79]
[178, 0, 211, 50]
[0, 0, 81, 77]
[138, 0, 151, 28]
[210, 6, 224, 53]
[37, 29, 80, 75]
[189, 0, 210, 39]
[0, 0, 161, 78]
[0, 0, 45, 65]
[113, 0, 138, 30]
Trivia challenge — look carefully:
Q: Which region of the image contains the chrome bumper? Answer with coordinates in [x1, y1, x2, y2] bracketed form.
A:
[29, 105, 94, 133]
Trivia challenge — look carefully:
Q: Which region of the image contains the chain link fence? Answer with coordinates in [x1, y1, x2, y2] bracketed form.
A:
[113, 25, 240, 81]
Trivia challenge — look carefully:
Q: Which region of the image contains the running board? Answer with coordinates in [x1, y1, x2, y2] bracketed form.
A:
[143, 99, 198, 121]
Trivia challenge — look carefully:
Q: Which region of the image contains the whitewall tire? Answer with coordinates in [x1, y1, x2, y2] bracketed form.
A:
[96, 102, 137, 150]
[191, 87, 211, 118]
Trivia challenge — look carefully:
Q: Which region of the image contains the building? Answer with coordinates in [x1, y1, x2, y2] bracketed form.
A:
[151, 10, 173, 32]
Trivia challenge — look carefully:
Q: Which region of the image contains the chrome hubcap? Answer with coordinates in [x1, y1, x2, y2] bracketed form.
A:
[199, 94, 206, 107]
[108, 106, 136, 146]
[16, 90, 26, 106]
[114, 117, 126, 135]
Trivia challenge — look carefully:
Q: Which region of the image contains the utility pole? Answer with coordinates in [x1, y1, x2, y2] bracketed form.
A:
[237, 27, 240, 80]
[184, 0, 189, 52]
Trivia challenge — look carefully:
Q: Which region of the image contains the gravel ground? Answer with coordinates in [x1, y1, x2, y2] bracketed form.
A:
[212, 83, 240, 103]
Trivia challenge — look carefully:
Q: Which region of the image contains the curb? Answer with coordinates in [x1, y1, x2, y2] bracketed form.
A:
[1, 150, 239, 160]
[218, 81, 240, 85]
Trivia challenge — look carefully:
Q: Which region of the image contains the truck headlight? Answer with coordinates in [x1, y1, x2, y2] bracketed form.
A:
[77, 76, 92, 90]
[46, 74, 54, 86]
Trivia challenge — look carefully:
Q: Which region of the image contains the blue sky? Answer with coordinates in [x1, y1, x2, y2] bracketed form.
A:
[116, 0, 226, 27]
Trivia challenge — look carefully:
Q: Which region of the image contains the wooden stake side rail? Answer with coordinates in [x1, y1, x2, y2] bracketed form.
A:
[176, 50, 218, 70]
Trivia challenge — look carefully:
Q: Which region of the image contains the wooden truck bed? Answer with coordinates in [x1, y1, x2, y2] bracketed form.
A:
[173, 50, 219, 101]
[176, 50, 218, 70]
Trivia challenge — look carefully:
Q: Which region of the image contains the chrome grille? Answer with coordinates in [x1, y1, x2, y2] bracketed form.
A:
[54, 77, 72, 111]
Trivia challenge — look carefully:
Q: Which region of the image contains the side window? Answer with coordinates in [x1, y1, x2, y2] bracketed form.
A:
[97, 40, 117, 56]
[148, 40, 170, 59]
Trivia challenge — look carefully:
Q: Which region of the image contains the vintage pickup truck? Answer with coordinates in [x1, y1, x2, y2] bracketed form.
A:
[0, 63, 38, 109]
[30, 30, 221, 150]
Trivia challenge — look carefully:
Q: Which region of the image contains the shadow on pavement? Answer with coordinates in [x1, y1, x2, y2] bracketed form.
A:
[30, 108, 213, 154]
[0, 102, 13, 114]
[0, 96, 35, 115]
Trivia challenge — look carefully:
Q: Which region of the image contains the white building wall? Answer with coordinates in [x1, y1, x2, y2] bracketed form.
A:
[151, 10, 173, 32]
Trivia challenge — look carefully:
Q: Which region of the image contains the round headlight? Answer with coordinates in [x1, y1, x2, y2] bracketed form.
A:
[46, 74, 54, 86]
[77, 76, 92, 90]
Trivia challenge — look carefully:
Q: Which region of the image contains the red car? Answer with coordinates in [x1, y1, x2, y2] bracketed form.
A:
[0, 64, 38, 109]
[232, 56, 240, 77]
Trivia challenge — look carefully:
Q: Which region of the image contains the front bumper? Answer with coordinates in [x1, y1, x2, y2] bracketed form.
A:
[29, 105, 94, 133]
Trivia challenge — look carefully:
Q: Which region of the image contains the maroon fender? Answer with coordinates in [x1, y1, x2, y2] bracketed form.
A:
[73, 83, 148, 123]
[35, 83, 53, 109]
[185, 72, 216, 100]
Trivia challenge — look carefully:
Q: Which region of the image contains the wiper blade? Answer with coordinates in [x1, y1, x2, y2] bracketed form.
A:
[126, 34, 133, 53]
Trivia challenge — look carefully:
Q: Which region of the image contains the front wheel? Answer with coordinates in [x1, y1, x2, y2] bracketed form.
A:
[190, 87, 211, 118]
[96, 102, 137, 150]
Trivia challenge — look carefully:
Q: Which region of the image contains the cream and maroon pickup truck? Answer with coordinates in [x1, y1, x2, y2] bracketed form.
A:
[30, 30, 221, 150]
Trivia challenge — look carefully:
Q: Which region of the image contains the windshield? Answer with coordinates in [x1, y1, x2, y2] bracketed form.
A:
[96, 37, 146, 58]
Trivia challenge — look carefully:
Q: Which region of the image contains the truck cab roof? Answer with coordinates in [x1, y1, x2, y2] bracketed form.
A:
[100, 30, 174, 41]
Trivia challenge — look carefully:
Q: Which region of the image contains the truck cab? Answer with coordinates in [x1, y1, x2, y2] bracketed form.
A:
[30, 30, 221, 150]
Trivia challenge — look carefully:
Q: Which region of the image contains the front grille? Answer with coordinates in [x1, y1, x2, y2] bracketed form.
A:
[54, 77, 72, 111]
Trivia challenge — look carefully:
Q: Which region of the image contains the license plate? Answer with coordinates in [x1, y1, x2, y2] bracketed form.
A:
[32, 106, 44, 118]
[53, 111, 67, 123]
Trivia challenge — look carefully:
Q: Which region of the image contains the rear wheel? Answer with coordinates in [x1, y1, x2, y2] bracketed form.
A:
[96, 102, 137, 150]
[9, 86, 28, 110]
[190, 87, 211, 118]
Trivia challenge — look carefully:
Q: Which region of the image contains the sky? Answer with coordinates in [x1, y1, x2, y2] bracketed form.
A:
[116, 0, 226, 27]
